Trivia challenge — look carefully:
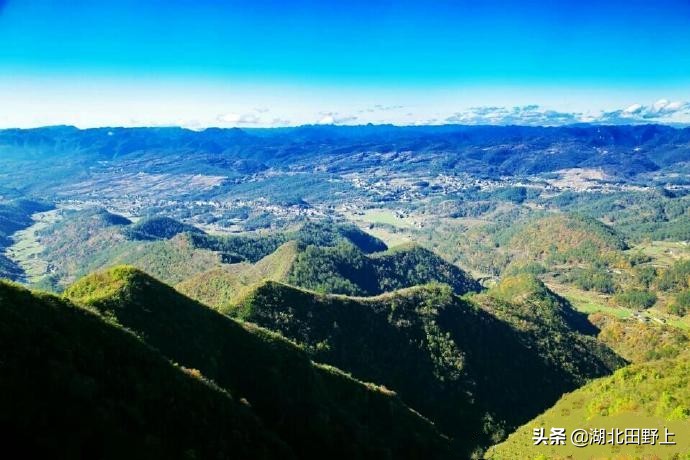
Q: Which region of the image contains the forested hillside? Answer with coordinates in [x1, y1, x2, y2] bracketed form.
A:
[64, 266, 451, 459]
[235, 277, 622, 456]
[0, 280, 291, 459]
[177, 240, 479, 311]
[287, 242, 479, 296]
[487, 351, 690, 459]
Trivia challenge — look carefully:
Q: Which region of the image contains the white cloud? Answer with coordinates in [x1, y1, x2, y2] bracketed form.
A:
[445, 105, 581, 126]
[597, 99, 690, 124]
[443, 100, 690, 127]
[316, 112, 358, 125]
[318, 115, 335, 124]
[623, 103, 643, 114]
[217, 112, 261, 125]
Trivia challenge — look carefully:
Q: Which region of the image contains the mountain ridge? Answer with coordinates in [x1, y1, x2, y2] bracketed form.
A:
[63, 265, 452, 460]
[234, 275, 624, 456]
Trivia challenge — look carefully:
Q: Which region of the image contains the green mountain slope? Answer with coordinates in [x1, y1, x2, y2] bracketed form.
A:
[187, 220, 388, 263]
[104, 233, 222, 284]
[0, 280, 291, 460]
[486, 352, 690, 459]
[177, 241, 479, 312]
[123, 215, 203, 241]
[287, 242, 480, 296]
[589, 312, 690, 364]
[176, 241, 300, 311]
[32, 212, 388, 289]
[65, 266, 451, 460]
[235, 277, 623, 456]
[508, 213, 628, 266]
[33, 209, 221, 288]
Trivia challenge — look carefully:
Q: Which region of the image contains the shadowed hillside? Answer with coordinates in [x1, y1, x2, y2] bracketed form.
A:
[235, 277, 623, 456]
[0, 280, 291, 460]
[64, 266, 451, 460]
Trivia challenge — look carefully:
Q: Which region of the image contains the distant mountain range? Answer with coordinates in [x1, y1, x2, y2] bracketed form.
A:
[1, 124, 689, 199]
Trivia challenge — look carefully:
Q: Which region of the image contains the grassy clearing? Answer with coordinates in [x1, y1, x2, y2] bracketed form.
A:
[629, 241, 690, 267]
[356, 225, 412, 247]
[346, 208, 417, 229]
[548, 281, 690, 332]
[5, 209, 60, 283]
[546, 282, 631, 319]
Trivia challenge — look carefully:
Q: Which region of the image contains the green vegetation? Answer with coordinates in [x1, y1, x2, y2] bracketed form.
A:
[589, 312, 689, 363]
[480, 274, 623, 373]
[235, 276, 622, 457]
[509, 214, 627, 265]
[296, 220, 388, 253]
[122, 216, 201, 240]
[101, 234, 222, 285]
[33, 208, 222, 288]
[176, 241, 300, 311]
[188, 232, 288, 263]
[487, 352, 690, 459]
[0, 199, 53, 279]
[669, 290, 690, 316]
[64, 266, 450, 459]
[656, 260, 690, 292]
[5, 126, 690, 458]
[565, 267, 616, 293]
[287, 242, 480, 296]
[188, 220, 387, 263]
[547, 189, 690, 242]
[491, 186, 528, 204]
[0, 280, 291, 459]
[177, 241, 479, 311]
[614, 288, 657, 309]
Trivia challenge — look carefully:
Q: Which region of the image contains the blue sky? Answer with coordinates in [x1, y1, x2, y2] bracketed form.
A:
[1, 0, 689, 128]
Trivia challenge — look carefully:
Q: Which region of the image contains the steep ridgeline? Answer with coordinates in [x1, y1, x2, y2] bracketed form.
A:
[235, 275, 624, 457]
[186, 220, 388, 263]
[176, 241, 301, 311]
[287, 242, 480, 296]
[0, 199, 53, 280]
[487, 351, 690, 459]
[0, 280, 291, 460]
[64, 266, 451, 460]
[176, 241, 479, 313]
